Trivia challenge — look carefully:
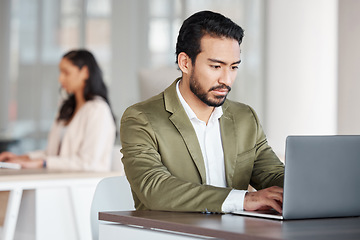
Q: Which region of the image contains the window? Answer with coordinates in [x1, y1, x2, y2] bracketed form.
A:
[148, 0, 182, 66]
[3, 0, 112, 152]
[1, 0, 264, 153]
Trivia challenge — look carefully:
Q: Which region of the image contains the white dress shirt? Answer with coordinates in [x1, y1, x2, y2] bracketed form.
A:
[176, 81, 246, 212]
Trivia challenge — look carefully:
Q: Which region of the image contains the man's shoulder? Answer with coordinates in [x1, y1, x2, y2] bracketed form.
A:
[122, 92, 166, 119]
[123, 80, 178, 118]
[222, 99, 261, 125]
[223, 99, 254, 114]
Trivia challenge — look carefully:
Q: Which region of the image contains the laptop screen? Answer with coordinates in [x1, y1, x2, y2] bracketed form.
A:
[283, 135, 360, 219]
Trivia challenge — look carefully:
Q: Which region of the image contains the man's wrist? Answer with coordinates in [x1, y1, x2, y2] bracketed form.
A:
[221, 189, 248, 213]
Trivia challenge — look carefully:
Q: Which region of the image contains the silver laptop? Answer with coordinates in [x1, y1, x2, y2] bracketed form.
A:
[233, 135, 360, 220]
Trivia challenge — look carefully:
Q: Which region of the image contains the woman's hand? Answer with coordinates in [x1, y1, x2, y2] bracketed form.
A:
[2, 154, 44, 169]
[0, 151, 18, 161]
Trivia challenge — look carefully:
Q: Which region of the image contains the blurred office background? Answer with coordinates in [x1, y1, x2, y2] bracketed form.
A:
[0, 0, 359, 159]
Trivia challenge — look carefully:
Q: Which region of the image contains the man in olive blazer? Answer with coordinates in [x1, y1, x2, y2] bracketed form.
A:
[120, 11, 284, 213]
[120, 79, 284, 213]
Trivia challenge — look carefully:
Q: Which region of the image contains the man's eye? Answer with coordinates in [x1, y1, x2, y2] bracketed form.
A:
[211, 65, 221, 69]
[232, 66, 239, 70]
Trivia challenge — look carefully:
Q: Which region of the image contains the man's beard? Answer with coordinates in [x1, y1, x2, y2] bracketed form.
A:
[189, 72, 231, 107]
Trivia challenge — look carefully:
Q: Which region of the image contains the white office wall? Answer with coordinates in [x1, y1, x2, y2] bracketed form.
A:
[0, 0, 11, 132]
[337, 0, 360, 134]
[265, 0, 338, 157]
[110, 0, 149, 121]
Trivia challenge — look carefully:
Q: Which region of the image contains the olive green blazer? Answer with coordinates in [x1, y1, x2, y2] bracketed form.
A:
[120, 79, 284, 213]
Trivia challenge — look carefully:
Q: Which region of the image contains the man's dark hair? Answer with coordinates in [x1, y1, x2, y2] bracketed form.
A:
[175, 10, 244, 65]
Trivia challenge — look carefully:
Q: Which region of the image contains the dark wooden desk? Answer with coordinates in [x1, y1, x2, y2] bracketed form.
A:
[99, 210, 360, 240]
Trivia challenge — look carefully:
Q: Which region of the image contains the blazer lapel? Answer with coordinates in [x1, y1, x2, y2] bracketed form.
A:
[219, 101, 237, 187]
[164, 80, 207, 184]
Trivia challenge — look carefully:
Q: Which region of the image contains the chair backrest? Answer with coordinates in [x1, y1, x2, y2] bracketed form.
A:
[110, 145, 125, 174]
[90, 176, 134, 240]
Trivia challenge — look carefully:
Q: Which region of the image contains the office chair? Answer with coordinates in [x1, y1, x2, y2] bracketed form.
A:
[90, 176, 134, 240]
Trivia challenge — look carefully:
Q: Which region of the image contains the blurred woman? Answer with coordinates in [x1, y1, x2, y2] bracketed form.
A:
[0, 49, 116, 171]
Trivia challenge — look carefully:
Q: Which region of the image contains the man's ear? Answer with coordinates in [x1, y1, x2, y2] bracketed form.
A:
[177, 52, 192, 74]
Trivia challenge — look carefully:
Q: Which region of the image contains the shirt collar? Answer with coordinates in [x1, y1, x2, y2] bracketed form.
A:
[176, 80, 223, 122]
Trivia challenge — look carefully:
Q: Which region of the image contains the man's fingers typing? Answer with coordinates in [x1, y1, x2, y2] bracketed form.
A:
[243, 186, 284, 213]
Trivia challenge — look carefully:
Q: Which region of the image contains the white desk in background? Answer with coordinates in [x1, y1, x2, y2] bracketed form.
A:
[0, 169, 122, 240]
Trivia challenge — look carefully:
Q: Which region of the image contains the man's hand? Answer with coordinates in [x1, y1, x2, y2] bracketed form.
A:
[244, 186, 283, 213]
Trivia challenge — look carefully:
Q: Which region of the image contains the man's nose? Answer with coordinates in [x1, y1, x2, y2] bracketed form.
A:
[219, 69, 232, 86]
